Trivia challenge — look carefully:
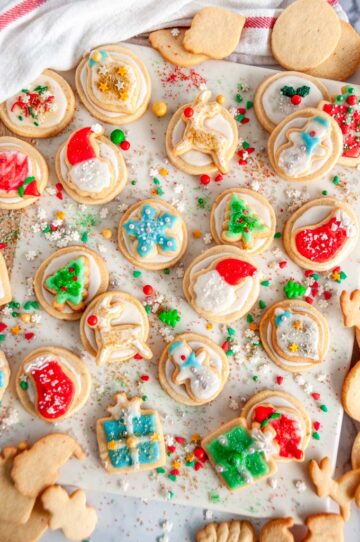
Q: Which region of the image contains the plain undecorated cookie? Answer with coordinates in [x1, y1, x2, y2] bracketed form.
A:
[304, 513, 344, 542]
[196, 520, 256, 541]
[259, 517, 294, 541]
[149, 29, 209, 66]
[183, 7, 245, 59]
[0, 447, 35, 524]
[341, 360, 360, 421]
[0, 502, 49, 542]
[271, 0, 341, 71]
[306, 22, 360, 81]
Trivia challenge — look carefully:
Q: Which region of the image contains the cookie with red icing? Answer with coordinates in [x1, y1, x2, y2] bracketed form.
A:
[283, 197, 359, 272]
[241, 390, 311, 462]
[16, 346, 91, 423]
[0, 136, 48, 210]
[183, 245, 260, 323]
[55, 124, 127, 205]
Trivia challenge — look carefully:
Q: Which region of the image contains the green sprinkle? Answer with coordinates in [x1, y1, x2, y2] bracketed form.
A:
[145, 304, 151, 314]
[252, 375, 259, 382]
[236, 114, 245, 122]
[312, 431, 320, 440]
[18, 115, 23, 121]
[320, 404, 328, 412]
[163, 268, 170, 275]
[332, 175, 340, 185]
[311, 273, 319, 280]
[259, 300, 266, 309]
[246, 100, 253, 109]
[167, 490, 174, 500]
[168, 474, 177, 482]
[131, 180, 136, 185]
[9, 301, 20, 309]
[186, 460, 195, 467]
[322, 190, 328, 195]
[0, 335, 5, 342]
[247, 314, 253, 323]
[142, 395, 148, 401]
[11, 312, 19, 318]
[34, 121, 39, 126]
[23, 300, 39, 311]
[153, 177, 160, 185]
[81, 232, 89, 243]
[208, 491, 221, 503]
[156, 467, 166, 473]
[226, 350, 234, 356]
[235, 94, 243, 103]
[274, 232, 281, 239]
[133, 270, 142, 278]
[42, 224, 51, 234]
[198, 198, 205, 208]
[156, 187, 164, 196]
[20, 380, 28, 390]
[110, 129, 125, 145]
[227, 327, 235, 336]
[261, 280, 270, 287]
[242, 141, 250, 150]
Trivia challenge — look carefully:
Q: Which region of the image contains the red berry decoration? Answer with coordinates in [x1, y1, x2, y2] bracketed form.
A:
[134, 353, 143, 360]
[347, 94, 358, 105]
[184, 107, 194, 118]
[87, 314, 98, 327]
[143, 284, 153, 296]
[200, 174, 210, 185]
[120, 140, 130, 150]
[291, 94, 302, 106]
[215, 174, 223, 182]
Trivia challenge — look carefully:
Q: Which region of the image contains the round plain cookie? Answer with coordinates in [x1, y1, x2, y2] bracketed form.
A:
[210, 188, 276, 255]
[183, 245, 260, 324]
[75, 45, 151, 125]
[118, 198, 188, 270]
[0, 351, 10, 402]
[158, 332, 229, 406]
[271, 0, 341, 72]
[166, 89, 238, 175]
[149, 29, 209, 67]
[80, 290, 152, 365]
[306, 21, 360, 82]
[267, 108, 343, 182]
[16, 346, 91, 423]
[254, 71, 330, 133]
[342, 360, 360, 422]
[0, 70, 75, 139]
[241, 389, 311, 462]
[0, 136, 48, 210]
[283, 197, 359, 272]
[55, 124, 127, 205]
[34, 245, 109, 321]
[259, 299, 329, 373]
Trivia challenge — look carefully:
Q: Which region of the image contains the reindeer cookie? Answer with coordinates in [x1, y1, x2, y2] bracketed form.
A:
[76, 45, 151, 125]
[158, 333, 229, 405]
[210, 188, 276, 255]
[96, 393, 166, 474]
[55, 124, 127, 204]
[283, 197, 359, 272]
[16, 346, 91, 423]
[34, 246, 109, 320]
[0, 351, 10, 403]
[259, 300, 329, 372]
[80, 291, 152, 365]
[0, 69, 75, 138]
[268, 108, 343, 182]
[0, 136, 48, 210]
[118, 199, 188, 270]
[183, 245, 260, 323]
[241, 390, 311, 462]
[0, 252, 11, 306]
[166, 89, 238, 175]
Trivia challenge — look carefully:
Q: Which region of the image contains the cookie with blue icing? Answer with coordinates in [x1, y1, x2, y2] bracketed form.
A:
[0, 351, 9, 403]
[118, 199, 188, 270]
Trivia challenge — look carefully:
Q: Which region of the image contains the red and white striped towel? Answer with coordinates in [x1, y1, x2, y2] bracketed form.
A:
[0, 0, 347, 102]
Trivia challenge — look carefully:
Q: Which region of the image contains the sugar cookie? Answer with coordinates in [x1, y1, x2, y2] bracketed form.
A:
[0, 69, 74, 138]
[76, 45, 151, 125]
[55, 124, 127, 204]
[166, 89, 238, 175]
[149, 29, 209, 67]
[241, 390, 311, 462]
[183, 7, 245, 60]
[304, 513, 344, 542]
[271, 0, 341, 71]
[319, 85, 360, 167]
[0, 136, 48, 210]
[0, 502, 49, 542]
[96, 393, 166, 474]
[0, 252, 12, 306]
[259, 517, 294, 542]
[16, 346, 91, 423]
[0, 351, 10, 403]
[183, 245, 260, 323]
[351, 433, 360, 470]
[118, 198, 188, 270]
[267, 108, 343, 182]
[0, 447, 35, 524]
[306, 22, 360, 82]
[259, 299, 329, 373]
[341, 360, 360, 421]
[254, 71, 330, 133]
[202, 417, 278, 491]
[283, 197, 359, 272]
[41, 486, 97, 542]
[158, 333, 229, 406]
[34, 245, 109, 321]
[196, 520, 256, 542]
[80, 291, 152, 365]
[210, 188, 276, 255]
[340, 289, 360, 331]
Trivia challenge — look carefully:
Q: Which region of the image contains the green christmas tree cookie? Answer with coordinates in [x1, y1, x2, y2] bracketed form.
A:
[44, 256, 89, 311]
[223, 194, 267, 248]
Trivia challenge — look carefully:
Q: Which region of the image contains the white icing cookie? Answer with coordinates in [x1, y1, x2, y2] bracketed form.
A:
[0, 351, 10, 403]
[0, 252, 11, 306]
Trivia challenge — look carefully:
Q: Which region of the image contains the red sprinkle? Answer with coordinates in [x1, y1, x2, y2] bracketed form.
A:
[347, 95, 358, 106]
[312, 392, 321, 400]
[55, 183, 63, 192]
[238, 159, 247, 166]
[313, 421, 321, 430]
[140, 375, 149, 381]
[143, 284, 153, 296]
[170, 468, 180, 476]
[215, 173, 223, 182]
[237, 108, 246, 114]
[279, 260, 287, 269]
[0, 243, 7, 249]
[120, 140, 130, 151]
[134, 353, 143, 360]
[56, 191, 63, 200]
[305, 270, 314, 277]
[194, 446, 207, 462]
[50, 224, 58, 231]
[200, 174, 211, 185]
[241, 117, 250, 124]
[276, 376, 284, 385]
[194, 461, 203, 471]
[184, 106, 194, 118]
[24, 332, 35, 340]
[175, 436, 185, 445]
[305, 296, 314, 304]
[222, 341, 229, 351]
[323, 291, 332, 300]
[247, 147, 255, 155]
[167, 445, 176, 454]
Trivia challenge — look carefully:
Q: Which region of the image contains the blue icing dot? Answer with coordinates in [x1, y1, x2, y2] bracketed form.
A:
[275, 310, 292, 327]
[0, 370, 4, 388]
[89, 49, 108, 67]
[123, 204, 178, 258]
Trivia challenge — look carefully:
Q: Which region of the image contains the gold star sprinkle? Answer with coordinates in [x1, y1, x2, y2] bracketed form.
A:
[117, 66, 127, 77]
[98, 81, 109, 92]
[107, 440, 117, 450]
[150, 433, 159, 442]
[289, 343, 299, 352]
[293, 320, 303, 330]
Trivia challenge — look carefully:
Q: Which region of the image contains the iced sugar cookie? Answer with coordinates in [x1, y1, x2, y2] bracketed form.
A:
[254, 71, 330, 133]
[202, 417, 278, 491]
[283, 197, 359, 272]
[166, 89, 238, 175]
[55, 124, 127, 204]
[96, 392, 166, 474]
[183, 245, 260, 323]
[118, 199, 188, 270]
[267, 108, 343, 182]
[0, 351, 10, 403]
[210, 188, 276, 255]
[76, 45, 151, 125]
[241, 390, 311, 462]
[16, 346, 91, 423]
[34, 246, 109, 321]
[80, 291, 152, 365]
[319, 85, 360, 167]
[0, 253, 11, 306]
[0, 70, 74, 139]
[0, 136, 48, 210]
[158, 333, 229, 406]
[259, 300, 329, 373]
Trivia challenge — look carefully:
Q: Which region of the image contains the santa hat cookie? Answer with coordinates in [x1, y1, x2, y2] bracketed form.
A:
[183, 246, 260, 323]
[55, 124, 127, 205]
